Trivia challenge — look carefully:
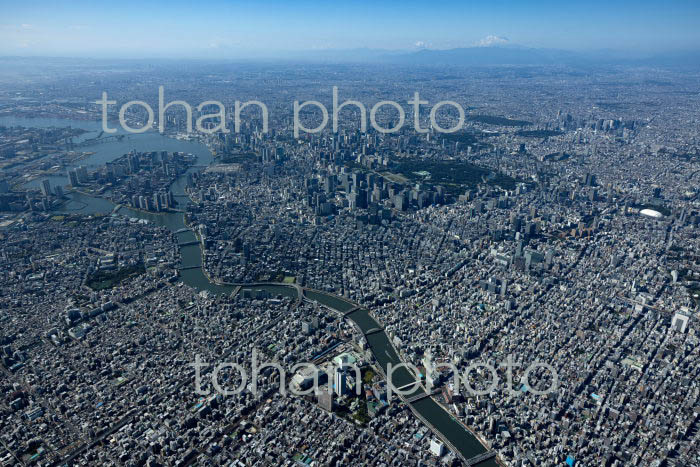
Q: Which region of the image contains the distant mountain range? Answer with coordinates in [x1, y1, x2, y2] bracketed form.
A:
[388, 46, 580, 66]
[284, 46, 700, 68]
[2, 46, 699, 67]
[395, 47, 700, 67]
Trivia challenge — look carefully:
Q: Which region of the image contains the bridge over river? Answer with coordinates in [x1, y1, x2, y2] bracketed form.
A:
[299, 288, 499, 466]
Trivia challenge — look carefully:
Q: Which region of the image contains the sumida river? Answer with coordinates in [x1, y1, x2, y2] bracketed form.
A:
[10, 116, 496, 465]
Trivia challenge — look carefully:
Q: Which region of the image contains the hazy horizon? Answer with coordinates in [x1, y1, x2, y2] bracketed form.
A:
[2, 0, 699, 59]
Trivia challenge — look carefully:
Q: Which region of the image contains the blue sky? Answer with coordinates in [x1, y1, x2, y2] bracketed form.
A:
[1, 0, 699, 57]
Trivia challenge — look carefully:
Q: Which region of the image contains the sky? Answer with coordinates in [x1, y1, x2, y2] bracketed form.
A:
[1, 0, 699, 58]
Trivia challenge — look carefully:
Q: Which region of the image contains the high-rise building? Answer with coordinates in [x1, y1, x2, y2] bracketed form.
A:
[510, 213, 522, 233]
[68, 170, 79, 187]
[302, 321, 312, 335]
[40, 179, 52, 197]
[127, 154, 139, 173]
[323, 175, 336, 194]
[76, 166, 89, 184]
[429, 439, 445, 456]
[334, 367, 348, 396]
[317, 389, 333, 412]
[356, 189, 368, 209]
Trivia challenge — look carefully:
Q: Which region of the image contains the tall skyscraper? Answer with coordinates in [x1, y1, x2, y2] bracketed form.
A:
[68, 170, 79, 187]
[40, 179, 52, 197]
[334, 367, 348, 396]
[76, 166, 89, 184]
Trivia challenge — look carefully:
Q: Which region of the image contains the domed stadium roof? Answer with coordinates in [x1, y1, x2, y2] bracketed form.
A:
[640, 208, 663, 219]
